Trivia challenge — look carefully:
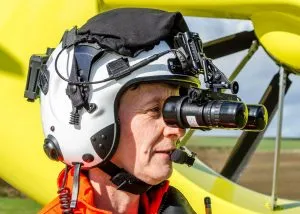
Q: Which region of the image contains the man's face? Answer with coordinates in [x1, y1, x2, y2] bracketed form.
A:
[112, 83, 185, 185]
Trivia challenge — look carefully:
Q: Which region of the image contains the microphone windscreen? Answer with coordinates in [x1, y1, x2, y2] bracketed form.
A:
[170, 149, 186, 164]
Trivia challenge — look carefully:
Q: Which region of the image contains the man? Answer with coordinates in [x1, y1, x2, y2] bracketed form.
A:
[32, 8, 199, 213]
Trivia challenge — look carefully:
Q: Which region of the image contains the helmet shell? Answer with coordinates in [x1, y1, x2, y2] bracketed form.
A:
[41, 41, 200, 168]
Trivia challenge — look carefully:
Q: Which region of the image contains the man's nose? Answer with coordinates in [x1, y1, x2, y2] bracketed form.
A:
[163, 122, 186, 141]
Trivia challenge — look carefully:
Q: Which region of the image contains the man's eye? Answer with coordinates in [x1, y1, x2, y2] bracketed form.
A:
[147, 106, 161, 118]
[150, 107, 160, 113]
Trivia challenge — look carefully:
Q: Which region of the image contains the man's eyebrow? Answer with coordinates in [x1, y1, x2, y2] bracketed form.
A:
[141, 95, 169, 107]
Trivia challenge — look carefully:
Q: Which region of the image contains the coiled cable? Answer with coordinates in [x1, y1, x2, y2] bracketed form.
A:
[57, 165, 73, 214]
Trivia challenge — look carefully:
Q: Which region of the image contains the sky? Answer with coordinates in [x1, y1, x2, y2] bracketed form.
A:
[184, 17, 300, 138]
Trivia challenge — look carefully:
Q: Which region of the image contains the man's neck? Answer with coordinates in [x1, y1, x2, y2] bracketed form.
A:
[89, 168, 140, 214]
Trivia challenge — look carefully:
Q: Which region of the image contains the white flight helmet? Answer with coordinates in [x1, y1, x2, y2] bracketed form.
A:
[41, 40, 200, 169]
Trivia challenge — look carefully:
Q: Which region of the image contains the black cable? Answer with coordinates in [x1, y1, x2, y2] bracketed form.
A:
[54, 48, 116, 85]
[54, 48, 186, 86]
[57, 165, 73, 214]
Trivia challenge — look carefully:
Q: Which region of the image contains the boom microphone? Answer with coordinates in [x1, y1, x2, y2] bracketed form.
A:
[170, 149, 195, 166]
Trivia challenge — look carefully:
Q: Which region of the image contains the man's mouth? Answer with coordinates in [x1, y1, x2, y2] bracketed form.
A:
[155, 149, 176, 156]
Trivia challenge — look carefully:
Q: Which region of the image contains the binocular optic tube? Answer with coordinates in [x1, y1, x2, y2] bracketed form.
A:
[163, 96, 268, 131]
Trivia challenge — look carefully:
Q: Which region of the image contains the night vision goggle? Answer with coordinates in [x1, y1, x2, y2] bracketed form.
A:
[24, 31, 268, 132]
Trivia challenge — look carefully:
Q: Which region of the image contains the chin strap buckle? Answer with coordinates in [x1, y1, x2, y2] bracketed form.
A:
[99, 161, 152, 194]
[110, 169, 152, 194]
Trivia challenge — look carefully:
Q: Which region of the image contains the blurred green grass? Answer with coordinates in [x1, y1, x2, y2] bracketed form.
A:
[187, 136, 300, 151]
[0, 197, 41, 214]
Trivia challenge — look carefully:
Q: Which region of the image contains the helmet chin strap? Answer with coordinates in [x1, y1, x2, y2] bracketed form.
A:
[98, 161, 153, 195]
[95, 148, 196, 195]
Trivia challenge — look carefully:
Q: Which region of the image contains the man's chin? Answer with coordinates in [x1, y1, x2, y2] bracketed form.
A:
[145, 166, 173, 185]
